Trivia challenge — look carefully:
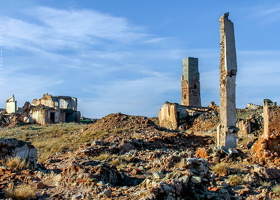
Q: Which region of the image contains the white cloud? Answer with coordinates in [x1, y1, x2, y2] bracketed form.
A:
[2, 4, 279, 118]
[248, 3, 280, 22]
[0, 6, 185, 117]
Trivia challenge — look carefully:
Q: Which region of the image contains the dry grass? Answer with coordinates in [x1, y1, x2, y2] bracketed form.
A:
[110, 158, 126, 167]
[273, 184, 280, 195]
[228, 174, 243, 186]
[0, 123, 94, 162]
[5, 182, 36, 200]
[0, 123, 141, 162]
[109, 155, 133, 168]
[212, 162, 228, 175]
[5, 157, 29, 170]
[260, 180, 271, 187]
[93, 153, 118, 161]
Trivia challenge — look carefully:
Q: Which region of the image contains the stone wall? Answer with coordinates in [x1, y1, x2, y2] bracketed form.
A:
[32, 93, 55, 108]
[252, 103, 280, 165]
[158, 102, 210, 130]
[6, 95, 17, 114]
[158, 102, 179, 130]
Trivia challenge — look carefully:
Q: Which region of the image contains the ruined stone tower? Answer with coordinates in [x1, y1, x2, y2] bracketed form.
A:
[217, 13, 238, 148]
[181, 57, 201, 107]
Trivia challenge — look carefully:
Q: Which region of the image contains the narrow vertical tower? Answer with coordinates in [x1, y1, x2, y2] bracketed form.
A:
[181, 57, 201, 107]
[217, 13, 238, 148]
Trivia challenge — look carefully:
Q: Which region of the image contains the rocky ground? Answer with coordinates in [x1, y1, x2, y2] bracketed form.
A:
[0, 111, 280, 199]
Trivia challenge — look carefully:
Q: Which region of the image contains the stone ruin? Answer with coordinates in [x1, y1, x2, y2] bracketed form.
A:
[252, 100, 280, 165]
[164, 30, 280, 164]
[216, 12, 238, 148]
[158, 56, 206, 130]
[5, 95, 17, 114]
[158, 102, 210, 130]
[159, 12, 240, 149]
[0, 93, 81, 126]
[0, 138, 37, 168]
[181, 57, 201, 107]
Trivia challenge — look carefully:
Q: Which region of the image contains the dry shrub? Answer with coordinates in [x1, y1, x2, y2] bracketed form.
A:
[5, 157, 28, 170]
[109, 155, 133, 168]
[93, 153, 118, 161]
[228, 174, 243, 186]
[273, 184, 280, 195]
[5, 182, 36, 200]
[212, 162, 228, 175]
[110, 158, 125, 168]
[260, 180, 271, 187]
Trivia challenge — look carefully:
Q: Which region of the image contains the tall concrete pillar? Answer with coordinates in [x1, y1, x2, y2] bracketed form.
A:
[217, 13, 238, 148]
[181, 57, 201, 107]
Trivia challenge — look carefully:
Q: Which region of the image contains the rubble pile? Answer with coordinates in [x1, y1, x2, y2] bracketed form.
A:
[83, 113, 158, 134]
[0, 138, 37, 168]
[188, 111, 219, 133]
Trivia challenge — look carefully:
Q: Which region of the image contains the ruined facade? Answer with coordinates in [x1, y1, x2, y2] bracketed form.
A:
[32, 93, 78, 111]
[6, 95, 17, 114]
[181, 57, 201, 107]
[158, 102, 209, 130]
[217, 13, 238, 148]
[27, 93, 80, 124]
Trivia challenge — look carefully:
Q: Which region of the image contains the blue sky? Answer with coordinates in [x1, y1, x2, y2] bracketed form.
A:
[0, 0, 280, 118]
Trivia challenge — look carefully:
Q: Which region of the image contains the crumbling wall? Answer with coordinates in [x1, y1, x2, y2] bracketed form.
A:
[252, 103, 280, 165]
[6, 95, 17, 114]
[55, 97, 78, 111]
[158, 102, 179, 130]
[32, 93, 55, 108]
[29, 107, 60, 125]
[237, 119, 252, 135]
[29, 107, 47, 124]
[246, 103, 262, 110]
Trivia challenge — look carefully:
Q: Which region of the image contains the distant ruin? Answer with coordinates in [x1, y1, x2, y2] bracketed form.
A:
[1, 93, 80, 125]
[23, 93, 80, 124]
[158, 102, 209, 130]
[6, 95, 17, 114]
[216, 13, 238, 148]
[159, 13, 240, 146]
[181, 57, 201, 107]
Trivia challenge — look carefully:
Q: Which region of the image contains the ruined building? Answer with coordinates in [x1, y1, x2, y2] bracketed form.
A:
[181, 57, 201, 107]
[158, 102, 209, 130]
[23, 93, 80, 125]
[159, 58, 204, 130]
[216, 13, 238, 148]
[1, 93, 81, 125]
[6, 95, 17, 114]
